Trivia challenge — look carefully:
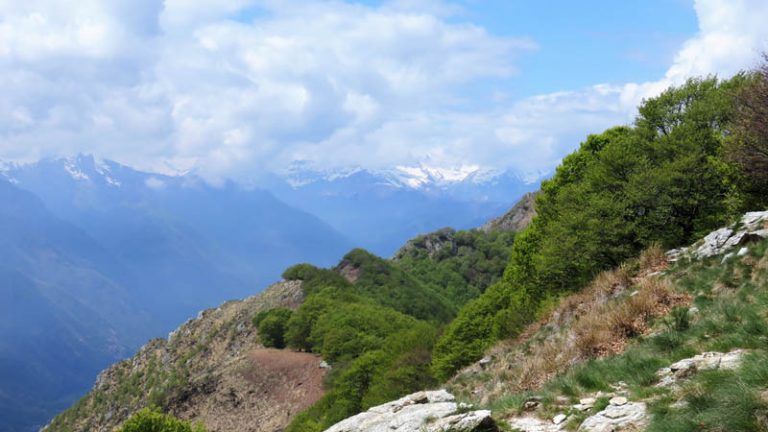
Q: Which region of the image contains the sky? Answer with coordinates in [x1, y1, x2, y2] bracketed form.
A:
[0, 0, 767, 180]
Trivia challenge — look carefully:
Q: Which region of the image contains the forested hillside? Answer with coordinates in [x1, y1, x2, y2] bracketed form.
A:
[45, 225, 518, 432]
[432, 71, 768, 380]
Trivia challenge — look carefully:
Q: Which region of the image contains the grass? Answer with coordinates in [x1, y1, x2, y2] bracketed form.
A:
[477, 238, 768, 431]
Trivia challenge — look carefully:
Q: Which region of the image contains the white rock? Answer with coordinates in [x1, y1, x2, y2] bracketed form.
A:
[656, 350, 746, 387]
[578, 402, 647, 432]
[670, 211, 768, 260]
[719, 350, 746, 370]
[324, 390, 496, 432]
[609, 396, 627, 406]
[507, 416, 564, 432]
[552, 414, 567, 425]
[737, 247, 749, 257]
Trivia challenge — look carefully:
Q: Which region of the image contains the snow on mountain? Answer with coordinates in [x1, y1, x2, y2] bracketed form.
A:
[282, 162, 543, 192]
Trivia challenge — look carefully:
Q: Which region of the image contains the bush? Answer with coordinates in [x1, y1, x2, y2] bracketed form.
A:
[253, 308, 293, 349]
[117, 408, 205, 432]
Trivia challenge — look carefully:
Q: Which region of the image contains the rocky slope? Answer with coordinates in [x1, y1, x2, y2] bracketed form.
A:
[446, 210, 768, 431]
[44, 280, 328, 432]
[480, 191, 537, 233]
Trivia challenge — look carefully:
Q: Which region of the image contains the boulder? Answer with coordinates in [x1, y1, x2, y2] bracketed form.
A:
[577, 399, 647, 432]
[656, 350, 746, 387]
[323, 390, 497, 432]
[668, 211, 768, 261]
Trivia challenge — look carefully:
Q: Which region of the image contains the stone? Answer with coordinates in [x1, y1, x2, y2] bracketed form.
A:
[577, 402, 647, 432]
[656, 350, 746, 387]
[737, 247, 749, 257]
[573, 397, 596, 411]
[609, 396, 627, 406]
[324, 390, 497, 432]
[671, 211, 768, 260]
[523, 400, 541, 411]
[479, 357, 492, 368]
[719, 350, 746, 370]
[319, 361, 331, 369]
[552, 414, 567, 425]
[507, 416, 564, 432]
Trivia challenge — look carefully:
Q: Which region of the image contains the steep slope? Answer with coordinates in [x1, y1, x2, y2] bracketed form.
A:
[0, 179, 149, 432]
[46, 206, 524, 432]
[44, 280, 321, 432]
[444, 211, 768, 431]
[1, 157, 354, 432]
[480, 191, 537, 233]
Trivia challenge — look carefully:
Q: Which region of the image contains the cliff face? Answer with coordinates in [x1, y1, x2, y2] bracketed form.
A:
[45, 280, 328, 432]
[480, 191, 537, 233]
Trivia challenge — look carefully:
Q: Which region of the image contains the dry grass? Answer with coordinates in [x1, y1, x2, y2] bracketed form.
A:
[451, 246, 690, 400]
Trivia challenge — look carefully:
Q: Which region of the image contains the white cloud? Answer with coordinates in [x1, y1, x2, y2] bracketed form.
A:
[618, 0, 768, 111]
[0, 0, 766, 180]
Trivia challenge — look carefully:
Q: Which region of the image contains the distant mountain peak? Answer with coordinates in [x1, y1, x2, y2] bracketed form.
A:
[390, 164, 496, 188]
[281, 161, 540, 192]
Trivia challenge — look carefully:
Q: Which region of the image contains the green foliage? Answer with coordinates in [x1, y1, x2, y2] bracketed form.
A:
[253, 308, 293, 349]
[282, 263, 352, 295]
[287, 323, 438, 432]
[486, 238, 768, 431]
[282, 231, 512, 430]
[725, 60, 768, 211]
[663, 307, 691, 333]
[116, 408, 205, 432]
[396, 229, 516, 305]
[433, 75, 755, 379]
[337, 248, 456, 322]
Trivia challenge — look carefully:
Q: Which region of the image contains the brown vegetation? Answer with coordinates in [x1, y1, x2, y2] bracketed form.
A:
[449, 246, 689, 401]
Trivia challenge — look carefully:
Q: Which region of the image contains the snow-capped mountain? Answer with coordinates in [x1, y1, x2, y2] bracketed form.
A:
[268, 162, 542, 255]
[282, 161, 543, 193]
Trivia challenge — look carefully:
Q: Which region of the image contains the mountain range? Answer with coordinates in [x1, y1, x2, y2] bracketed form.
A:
[264, 162, 539, 255]
[0, 155, 536, 432]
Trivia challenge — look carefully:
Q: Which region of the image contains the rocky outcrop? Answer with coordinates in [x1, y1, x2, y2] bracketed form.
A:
[656, 350, 745, 387]
[323, 390, 497, 432]
[392, 228, 458, 261]
[480, 191, 538, 233]
[667, 211, 768, 261]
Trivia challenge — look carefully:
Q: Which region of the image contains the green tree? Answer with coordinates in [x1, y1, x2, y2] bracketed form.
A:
[726, 56, 768, 210]
[117, 408, 205, 432]
[253, 308, 293, 349]
[432, 75, 749, 380]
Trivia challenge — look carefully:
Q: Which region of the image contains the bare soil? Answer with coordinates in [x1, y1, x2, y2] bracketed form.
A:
[175, 348, 327, 432]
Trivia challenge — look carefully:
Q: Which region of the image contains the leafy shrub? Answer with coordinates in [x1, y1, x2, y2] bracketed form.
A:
[253, 308, 293, 349]
[116, 408, 205, 432]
